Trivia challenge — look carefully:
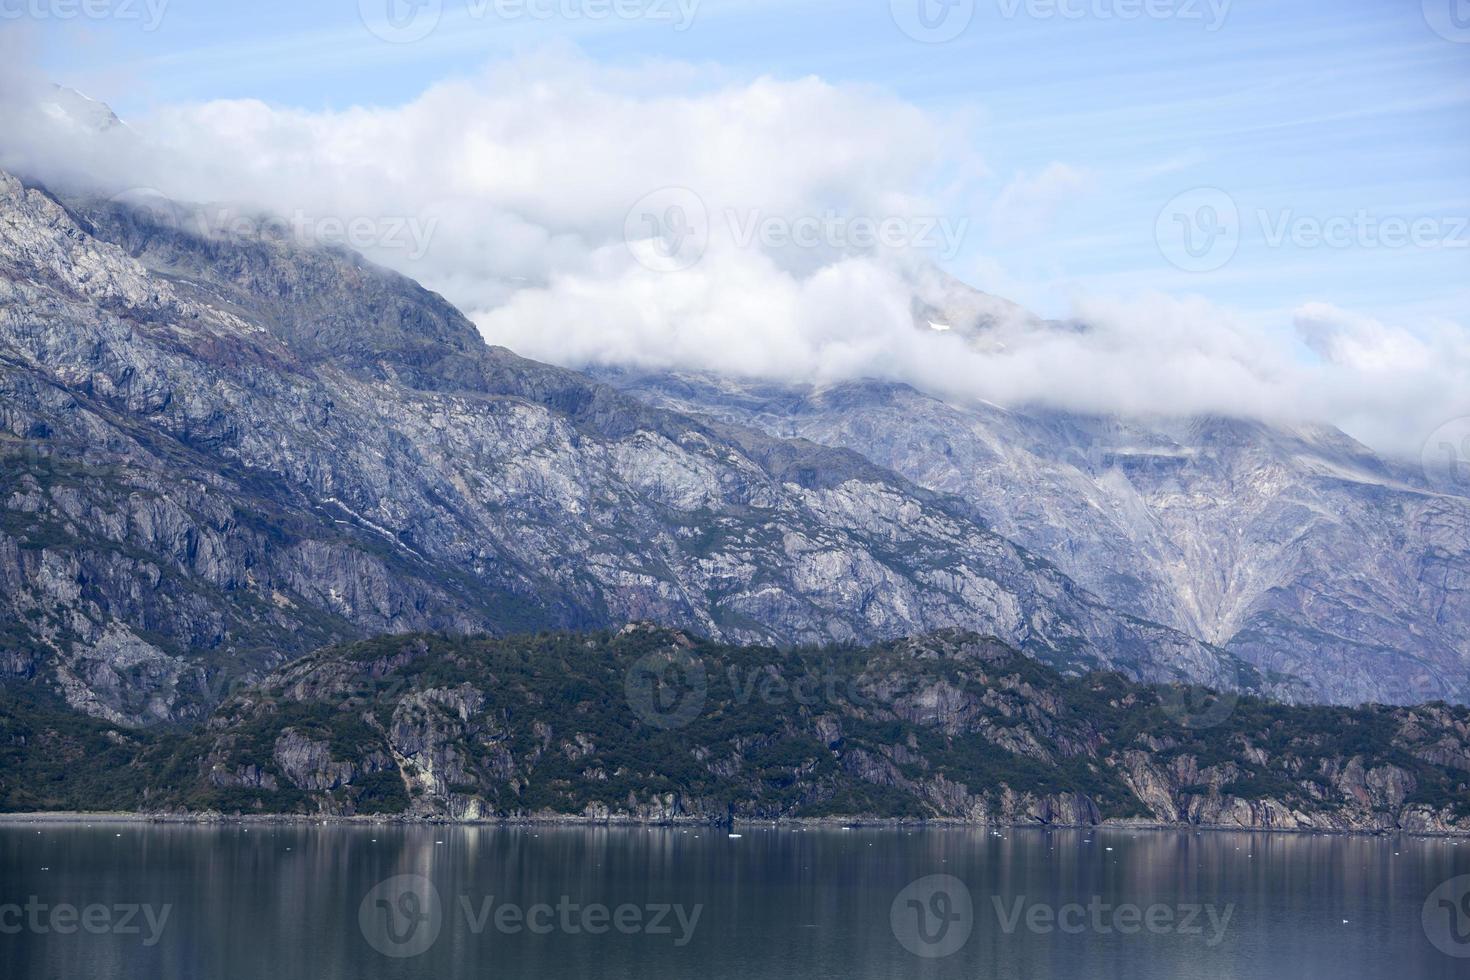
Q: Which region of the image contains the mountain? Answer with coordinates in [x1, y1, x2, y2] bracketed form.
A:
[4, 627, 1467, 832]
[590, 365, 1470, 707]
[0, 171, 1279, 726]
[38, 86, 125, 134]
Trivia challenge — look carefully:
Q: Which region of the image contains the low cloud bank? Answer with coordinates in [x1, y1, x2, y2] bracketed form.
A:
[1, 45, 1463, 460]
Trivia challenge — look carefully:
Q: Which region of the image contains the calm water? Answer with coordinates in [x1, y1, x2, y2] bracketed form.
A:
[2, 822, 1469, 979]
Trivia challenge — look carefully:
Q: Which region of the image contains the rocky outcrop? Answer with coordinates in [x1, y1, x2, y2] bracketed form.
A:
[595, 367, 1470, 706]
[271, 729, 359, 793]
[30, 628, 1455, 832]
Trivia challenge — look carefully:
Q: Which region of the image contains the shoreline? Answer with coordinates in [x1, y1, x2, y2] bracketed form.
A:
[3, 811, 1466, 838]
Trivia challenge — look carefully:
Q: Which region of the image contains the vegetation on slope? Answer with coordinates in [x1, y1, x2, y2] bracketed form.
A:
[3, 628, 1466, 829]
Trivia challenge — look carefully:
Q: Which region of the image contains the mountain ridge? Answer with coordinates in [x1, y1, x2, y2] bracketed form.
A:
[591, 365, 1470, 705]
[0, 171, 1279, 726]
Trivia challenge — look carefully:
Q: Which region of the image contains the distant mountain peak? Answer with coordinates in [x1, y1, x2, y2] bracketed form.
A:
[40, 85, 124, 134]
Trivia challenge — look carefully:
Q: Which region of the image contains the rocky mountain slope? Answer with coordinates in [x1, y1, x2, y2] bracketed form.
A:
[594, 368, 1470, 706]
[4, 627, 1466, 832]
[0, 171, 1275, 725]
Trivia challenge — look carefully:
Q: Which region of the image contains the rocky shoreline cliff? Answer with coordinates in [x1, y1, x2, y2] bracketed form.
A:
[5, 628, 1466, 833]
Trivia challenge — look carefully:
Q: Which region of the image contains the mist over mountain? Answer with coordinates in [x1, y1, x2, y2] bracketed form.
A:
[0, 79, 1464, 733]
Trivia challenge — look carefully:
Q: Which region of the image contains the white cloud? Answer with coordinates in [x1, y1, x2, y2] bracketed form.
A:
[1287, 303, 1470, 455]
[1294, 302, 1433, 373]
[2, 47, 1465, 460]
